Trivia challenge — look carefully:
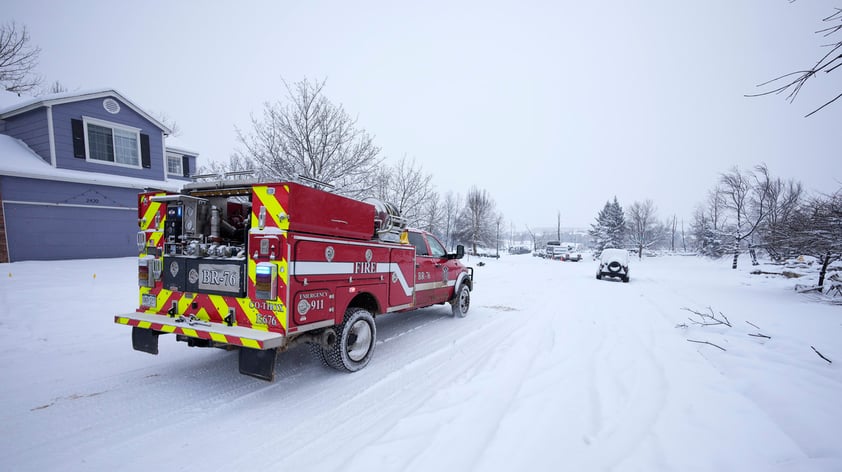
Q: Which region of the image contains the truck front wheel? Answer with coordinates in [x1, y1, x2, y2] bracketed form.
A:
[325, 308, 376, 372]
[451, 284, 471, 318]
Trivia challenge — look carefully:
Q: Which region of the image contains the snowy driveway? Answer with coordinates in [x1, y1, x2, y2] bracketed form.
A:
[1, 255, 840, 471]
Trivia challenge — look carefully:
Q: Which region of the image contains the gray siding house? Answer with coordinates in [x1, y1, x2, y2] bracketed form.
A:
[0, 89, 198, 262]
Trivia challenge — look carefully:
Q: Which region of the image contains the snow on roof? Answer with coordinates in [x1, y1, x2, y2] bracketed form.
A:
[165, 135, 200, 156]
[0, 88, 172, 135]
[0, 134, 183, 191]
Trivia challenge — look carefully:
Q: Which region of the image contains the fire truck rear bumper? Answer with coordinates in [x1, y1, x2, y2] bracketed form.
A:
[115, 312, 286, 352]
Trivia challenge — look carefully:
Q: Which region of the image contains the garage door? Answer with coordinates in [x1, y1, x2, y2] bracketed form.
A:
[3, 202, 137, 262]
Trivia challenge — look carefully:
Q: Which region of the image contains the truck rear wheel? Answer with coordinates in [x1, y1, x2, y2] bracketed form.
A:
[451, 284, 471, 318]
[324, 308, 376, 372]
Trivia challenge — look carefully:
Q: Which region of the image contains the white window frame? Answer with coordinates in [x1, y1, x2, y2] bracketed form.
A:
[166, 152, 183, 176]
[82, 116, 142, 169]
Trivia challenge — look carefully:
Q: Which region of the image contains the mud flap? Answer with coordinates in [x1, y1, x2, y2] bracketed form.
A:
[132, 327, 160, 355]
[239, 347, 278, 381]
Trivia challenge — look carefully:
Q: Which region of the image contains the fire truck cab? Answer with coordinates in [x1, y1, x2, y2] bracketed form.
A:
[115, 179, 473, 381]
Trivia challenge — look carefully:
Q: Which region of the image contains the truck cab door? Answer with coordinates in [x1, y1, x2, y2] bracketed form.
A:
[424, 234, 457, 303]
[407, 231, 443, 306]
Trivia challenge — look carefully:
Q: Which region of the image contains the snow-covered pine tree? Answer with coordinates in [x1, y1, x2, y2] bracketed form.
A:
[589, 196, 626, 256]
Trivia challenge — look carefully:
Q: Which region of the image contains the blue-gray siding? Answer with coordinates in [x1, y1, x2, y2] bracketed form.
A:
[52, 98, 166, 180]
[1, 176, 140, 261]
[2, 108, 51, 164]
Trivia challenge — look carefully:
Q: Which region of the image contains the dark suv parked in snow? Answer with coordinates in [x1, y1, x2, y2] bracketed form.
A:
[596, 248, 630, 282]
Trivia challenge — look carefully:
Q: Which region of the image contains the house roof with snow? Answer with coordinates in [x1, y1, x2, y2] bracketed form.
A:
[0, 88, 172, 135]
[0, 134, 182, 191]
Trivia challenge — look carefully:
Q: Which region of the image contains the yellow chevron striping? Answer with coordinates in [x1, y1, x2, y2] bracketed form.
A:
[235, 297, 269, 332]
[141, 197, 164, 231]
[138, 321, 152, 329]
[160, 325, 176, 333]
[241, 338, 260, 349]
[252, 185, 288, 230]
[182, 328, 198, 338]
[208, 294, 231, 320]
[210, 332, 227, 343]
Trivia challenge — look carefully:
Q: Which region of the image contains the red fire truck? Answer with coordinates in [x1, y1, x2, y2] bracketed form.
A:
[115, 179, 473, 381]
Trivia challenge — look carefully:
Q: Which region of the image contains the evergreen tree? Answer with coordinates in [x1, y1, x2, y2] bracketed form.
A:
[589, 196, 626, 256]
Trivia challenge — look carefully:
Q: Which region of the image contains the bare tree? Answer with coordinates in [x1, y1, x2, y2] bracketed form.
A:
[626, 199, 659, 259]
[372, 156, 433, 227]
[759, 174, 803, 260]
[42, 80, 67, 95]
[453, 186, 497, 255]
[785, 189, 842, 288]
[237, 77, 382, 198]
[556, 210, 561, 241]
[197, 154, 255, 178]
[719, 165, 773, 268]
[747, 5, 842, 116]
[0, 22, 41, 92]
[151, 111, 182, 137]
[419, 192, 445, 238]
[442, 191, 462, 250]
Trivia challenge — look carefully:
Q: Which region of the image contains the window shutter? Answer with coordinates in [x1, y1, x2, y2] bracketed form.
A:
[140, 134, 151, 168]
[71, 119, 86, 158]
[182, 156, 190, 177]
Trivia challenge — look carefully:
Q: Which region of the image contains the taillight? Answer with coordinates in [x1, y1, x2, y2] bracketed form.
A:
[138, 256, 162, 287]
[254, 262, 277, 300]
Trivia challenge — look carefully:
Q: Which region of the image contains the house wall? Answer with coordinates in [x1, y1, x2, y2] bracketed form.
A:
[1, 108, 51, 164]
[52, 97, 166, 180]
[0, 175, 140, 261]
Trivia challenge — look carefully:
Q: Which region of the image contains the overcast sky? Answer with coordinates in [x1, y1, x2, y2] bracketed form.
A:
[5, 0, 841, 229]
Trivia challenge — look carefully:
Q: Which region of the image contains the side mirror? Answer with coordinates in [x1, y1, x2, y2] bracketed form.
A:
[452, 244, 465, 260]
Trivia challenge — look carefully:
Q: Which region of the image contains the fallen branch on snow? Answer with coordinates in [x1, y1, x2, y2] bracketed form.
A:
[687, 339, 727, 351]
[745, 321, 771, 339]
[682, 306, 732, 328]
[811, 346, 832, 364]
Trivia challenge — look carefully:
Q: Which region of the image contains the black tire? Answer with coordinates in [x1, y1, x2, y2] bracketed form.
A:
[324, 308, 376, 372]
[451, 283, 471, 317]
[308, 341, 329, 367]
[596, 273, 602, 280]
[622, 276, 630, 283]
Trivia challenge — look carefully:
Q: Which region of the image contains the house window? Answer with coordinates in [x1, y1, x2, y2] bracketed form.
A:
[167, 153, 183, 175]
[84, 118, 141, 167]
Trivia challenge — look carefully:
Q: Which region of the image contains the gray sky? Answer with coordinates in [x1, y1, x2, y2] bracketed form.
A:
[5, 0, 840, 229]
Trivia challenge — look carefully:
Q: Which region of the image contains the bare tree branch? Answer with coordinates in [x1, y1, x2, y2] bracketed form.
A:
[682, 306, 732, 327]
[747, 5, 842, 116]
[0, 21, 42, 92]
[687, 339, 727, 351]
[811, 345, 832, 364]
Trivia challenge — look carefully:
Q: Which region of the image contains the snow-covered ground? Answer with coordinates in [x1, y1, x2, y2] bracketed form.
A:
[1, 253, 840, 471]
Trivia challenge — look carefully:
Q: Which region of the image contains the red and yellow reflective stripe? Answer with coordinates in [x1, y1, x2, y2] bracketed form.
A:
[115, 316, 266, 349]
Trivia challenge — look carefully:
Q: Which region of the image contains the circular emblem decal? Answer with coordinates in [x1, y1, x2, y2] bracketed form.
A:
[442, 266, 449, 282]
[188, 269, 199, 284]
[391, 272, 398, 283]
[170, 261, 179, 277]
[365, 249, 373, 263]
[325, 246, 335, 262]
[297, 299, 311, 316]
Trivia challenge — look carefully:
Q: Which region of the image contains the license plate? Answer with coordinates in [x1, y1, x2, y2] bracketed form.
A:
[142, 294, 157, 308]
